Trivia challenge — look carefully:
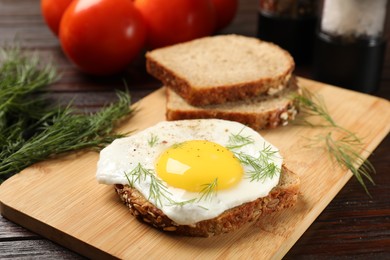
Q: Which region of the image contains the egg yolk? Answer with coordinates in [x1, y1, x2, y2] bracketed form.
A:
[155, 140, 243, 192]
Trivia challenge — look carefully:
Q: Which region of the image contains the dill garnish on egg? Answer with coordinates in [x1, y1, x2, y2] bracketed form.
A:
[97, 120, 283, 225]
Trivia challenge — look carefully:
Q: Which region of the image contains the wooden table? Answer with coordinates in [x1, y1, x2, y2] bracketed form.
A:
[1, 0, 389, 258]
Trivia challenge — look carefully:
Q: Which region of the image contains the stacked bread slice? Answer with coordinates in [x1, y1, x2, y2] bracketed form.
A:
[146, 34, 300, 130]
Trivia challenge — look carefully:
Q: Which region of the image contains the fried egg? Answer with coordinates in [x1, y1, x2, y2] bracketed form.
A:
[96, 119, 282, 225]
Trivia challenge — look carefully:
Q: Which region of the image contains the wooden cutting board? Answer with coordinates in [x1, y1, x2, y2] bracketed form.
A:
[1, 78, 389, 259]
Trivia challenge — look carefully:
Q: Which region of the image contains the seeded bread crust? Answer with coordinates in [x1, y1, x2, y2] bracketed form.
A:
[146, 35, 295, 106]
[114, 164, 299, 237]
[166, 77, 300, 130]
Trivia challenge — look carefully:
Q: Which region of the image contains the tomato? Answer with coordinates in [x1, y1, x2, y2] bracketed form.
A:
[59, 0, 146, 75]
[134, 0, 215, 49]
[211, 0, 238, 31]
[41, 0, 73, 36]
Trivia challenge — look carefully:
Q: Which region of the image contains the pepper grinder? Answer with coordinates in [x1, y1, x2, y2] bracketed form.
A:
[257, 0, 318, 65]
[313, 0, 388, 93]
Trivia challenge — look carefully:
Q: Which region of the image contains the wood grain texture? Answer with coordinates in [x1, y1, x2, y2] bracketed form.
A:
[1, 0, 389, 258]
[1, 79, 389, 259]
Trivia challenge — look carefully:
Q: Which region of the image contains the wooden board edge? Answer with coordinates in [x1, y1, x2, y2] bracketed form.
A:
[0, 201, 117, 260]
[276, 171, 354, 259]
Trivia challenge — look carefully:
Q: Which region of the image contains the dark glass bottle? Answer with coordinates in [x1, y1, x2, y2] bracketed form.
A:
[312, 0, 388, 93]
[257, 0, 318, 65]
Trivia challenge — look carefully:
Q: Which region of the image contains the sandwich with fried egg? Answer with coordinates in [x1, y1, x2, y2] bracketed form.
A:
[96, 119, 299, 237]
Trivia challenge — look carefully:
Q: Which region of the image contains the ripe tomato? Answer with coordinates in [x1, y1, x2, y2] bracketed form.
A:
[41, 0, 73, 36]
[59, 0, 146, 75]
[211, 0, 238, 31]
[134, 0, 215, 49]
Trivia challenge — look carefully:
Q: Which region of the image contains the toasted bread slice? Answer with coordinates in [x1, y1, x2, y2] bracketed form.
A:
[165, 77, 300, 130]
[114, 164, 299, 237]
[146, 34, 295, 106]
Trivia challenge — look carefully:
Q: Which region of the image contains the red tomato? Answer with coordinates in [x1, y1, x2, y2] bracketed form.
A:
[134, 0, 215, 49]
[59, 0, 146, 75]
[41, 0, 73, 36]
[211, 0, 238, 31]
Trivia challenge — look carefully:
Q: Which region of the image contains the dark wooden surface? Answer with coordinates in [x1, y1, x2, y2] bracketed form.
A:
[1, 0, 389, 259]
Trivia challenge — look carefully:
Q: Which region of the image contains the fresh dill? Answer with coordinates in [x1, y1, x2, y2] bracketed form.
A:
[294, 87, 336, 127]
[125, 163, 195, 207]
[198, 178, 218, 202]
[125, 163, 147, 187]
[147, 133, 159, 147]
[227, 129, 279, 182]
[171, 142, 185, 149]
[125, 163, 172, 207]
[0, 48, 133, 183]
[170, 198, 197, 207]
[294, 88, 375, 195]
[226, 127, 254, 149]
[306, 131, 375, 195]
[149, 170, 173, 207]
[235, 148, 279, 182]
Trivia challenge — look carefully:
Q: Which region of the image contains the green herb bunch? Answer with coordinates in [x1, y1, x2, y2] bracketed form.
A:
[0, 49, 133, 183]
[294, 88, 375, 195]
[227, 128, 280, 182]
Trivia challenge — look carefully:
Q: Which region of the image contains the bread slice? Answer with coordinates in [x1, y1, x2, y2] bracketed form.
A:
[114, 164, 299, 237]
[165, 76, 300, 130]
[146, 34, 295, 106]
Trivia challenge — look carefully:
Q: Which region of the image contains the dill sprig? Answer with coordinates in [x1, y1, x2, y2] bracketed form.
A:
[0, 48, 133, 183]
[226, 127, 254, 149]
[0, 48, 57, 133]
[147, 133, 159, 147]
[198, 178, 218, 202]
[227, 130, 280, 182]
[125, 163, 195, 207]
[295, 88, 375, 195]
[125, 163, 172, 207]
[0, 90, 133, 181]
[235, 146, 280, 182]
[0, 48, 58, 113]
[171, 142, 185, 149]
[294, 87, 336, 127]
[306, 132, 375, 195]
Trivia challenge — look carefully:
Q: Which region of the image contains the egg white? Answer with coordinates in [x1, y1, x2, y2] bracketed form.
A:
[96, 119, 282, 225]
